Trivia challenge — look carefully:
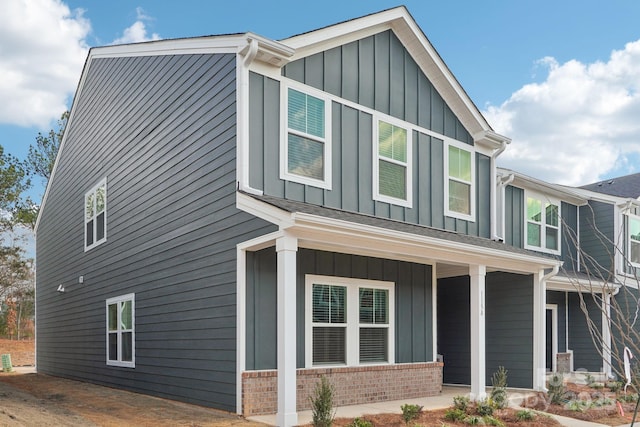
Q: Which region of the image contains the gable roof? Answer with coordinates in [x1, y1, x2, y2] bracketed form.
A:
[581, 172, 640, 198]
[280, 6, 504, 146]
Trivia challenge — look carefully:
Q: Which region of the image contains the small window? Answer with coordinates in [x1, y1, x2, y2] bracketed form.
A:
[629, 214, 640, 266]
[106, 294, 135, 368]
[374, 119, 412, 207]
[85, 178, 107, 251]
[446, 145, 475, 220]
[306, 275, 394, 368]
[525, 193, 560, 254]
[281, 87, 331, 189]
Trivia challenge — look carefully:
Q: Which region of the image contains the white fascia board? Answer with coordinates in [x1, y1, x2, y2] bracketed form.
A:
[289, 211, 562, 273]
[498, 168, 588, 206]
[546, 275, 618, 293]
[473, 130, 511, 151]
[236, 192, 294, 228]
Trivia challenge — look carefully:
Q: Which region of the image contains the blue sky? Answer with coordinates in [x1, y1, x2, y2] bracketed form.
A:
[4, 0, 640, 203]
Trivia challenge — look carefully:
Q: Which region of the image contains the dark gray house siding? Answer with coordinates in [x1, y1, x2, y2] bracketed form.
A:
[36, 53, 276, 412]
[611, 286, 640, 375]
[546, 290, 568, 353]
[245, 247, 434, 370]
[579, 201, 615, 279]
[248, 67, 492, 236]
[438, 272, 534, 388]
[504, 185, 524, 248]
[568, 292, 603, 372]
[561, 202, 579, 271]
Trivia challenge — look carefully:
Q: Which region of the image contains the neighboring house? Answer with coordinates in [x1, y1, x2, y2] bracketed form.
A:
[36, 6, 629, 427]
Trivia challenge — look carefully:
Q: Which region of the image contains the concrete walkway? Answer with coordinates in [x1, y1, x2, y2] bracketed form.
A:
[247, 386, 624, 426]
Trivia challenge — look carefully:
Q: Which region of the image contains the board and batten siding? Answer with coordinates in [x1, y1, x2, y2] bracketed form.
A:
[546, 291, 568, 353]
[248, 70, 492, 236]
[36, 53, 276, 412]
[568, 292, 603, 372]
[245, 247, 434, 370]
[438, 272, 534, 388]
[579, 201, 615, 277]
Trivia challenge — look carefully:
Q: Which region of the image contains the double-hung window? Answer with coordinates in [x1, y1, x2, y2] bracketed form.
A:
[282, 86, 331, 189]
[374, 119, 412, 207]
[446, 144, 475, 220]
[628, 214, 640, 266]
[85, 178, 107, 250]
[106, 294, 135, 368]
[525, 193, 560, 254]
[306, 275, 394, 367]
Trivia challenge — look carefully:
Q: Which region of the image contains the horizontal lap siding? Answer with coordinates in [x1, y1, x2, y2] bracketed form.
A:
[248, 30, 490, 237]
[36, 53, 276, 412]
[245, 248, 433, 370]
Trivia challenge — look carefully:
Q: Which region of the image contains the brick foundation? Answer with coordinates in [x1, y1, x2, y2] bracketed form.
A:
[242, 362, 443, 416]
[556, 352, 572, 373]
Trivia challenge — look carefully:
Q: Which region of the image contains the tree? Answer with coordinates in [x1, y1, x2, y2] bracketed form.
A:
[27, 110, 68, 183]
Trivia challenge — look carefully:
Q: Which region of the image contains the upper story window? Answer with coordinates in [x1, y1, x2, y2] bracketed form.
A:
[525, 192, 560, 254]
[373, 118, 412, 207]
[106, 294, 135, 368]
[305, 275, 395, 368]
[85, 178, 107, 251]
[628, 214, 640, 266]
[445, 143, 475, 221]
[281, 86, 331, 189]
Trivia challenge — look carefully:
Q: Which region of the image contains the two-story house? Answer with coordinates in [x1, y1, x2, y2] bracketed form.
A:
[36, 7, 570, 426]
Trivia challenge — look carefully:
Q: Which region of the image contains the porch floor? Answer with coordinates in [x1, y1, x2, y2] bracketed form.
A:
[246, 385, 616, 427]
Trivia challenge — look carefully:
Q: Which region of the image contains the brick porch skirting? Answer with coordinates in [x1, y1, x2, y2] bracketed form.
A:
[242, 362, 444, 416]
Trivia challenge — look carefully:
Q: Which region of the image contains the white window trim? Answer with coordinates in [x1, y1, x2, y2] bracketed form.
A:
[304, 274, 395, 368]
[84, 178, 107, 251]
[627, 213, 640, 268]
[280, 82, 332, 190]
[106, 293, 135, 368]
[524, 191, 561, 255]
[373, 116, 413, 208]
[444, 140, 476, 221]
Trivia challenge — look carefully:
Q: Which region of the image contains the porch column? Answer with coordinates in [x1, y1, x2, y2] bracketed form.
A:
[533, 270, 546, 390]
[276, 233, 298, 427]
[469, 264, 486, 399]
[602, 292, 612, 377]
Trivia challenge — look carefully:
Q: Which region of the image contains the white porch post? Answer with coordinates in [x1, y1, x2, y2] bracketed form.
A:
[276, 233, 298, 427]
[533, 270, 547, 390]
[602, 293, 612, 377]
[469, 264, 486, 399]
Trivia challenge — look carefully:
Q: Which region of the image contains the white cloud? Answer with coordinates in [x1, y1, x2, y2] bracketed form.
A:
[0, 0, 90, 128]
[112, 7, 160, 45]
[485, 40, 640, 186]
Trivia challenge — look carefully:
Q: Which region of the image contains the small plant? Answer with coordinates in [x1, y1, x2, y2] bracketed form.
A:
[490, 366, 508, 409]
[310, 376, 335, 427]
[584, 373, 596, 386]
[590, 382, 605, 389]
[547, 373, 567, 404]
[347, 417, 372, 427]
[565, 399, 590, 412]
[444, 408, 466, 422]
[463, 415, 483, 425]
[475, 398, 494, 416]
[482, 415, 504, 426]
[400, 403, 422, 424]
[607, 381, 622, 392]
[515, 409, 536, 421]
[453, 395, 470, 412]
[618, 393, 639, 403]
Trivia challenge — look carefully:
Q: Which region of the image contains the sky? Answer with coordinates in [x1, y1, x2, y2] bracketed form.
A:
[3, 0, 640, 204]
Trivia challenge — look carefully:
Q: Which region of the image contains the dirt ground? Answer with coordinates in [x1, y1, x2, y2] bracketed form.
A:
[0, 339, 265, 426]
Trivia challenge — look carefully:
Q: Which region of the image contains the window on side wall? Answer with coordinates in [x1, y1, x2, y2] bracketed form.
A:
[525, 193, 560, 254]
[374, 119, 412, 207]
[628, 214, 640, 266]
[281, 86, 331, 189]
[445, 144, 475, 221]
[305, 275, 395, 368]
[106, 294, 135, 368]
[85, 178, 107, 251]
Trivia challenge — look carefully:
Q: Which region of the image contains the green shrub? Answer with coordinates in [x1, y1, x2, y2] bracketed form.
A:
[490, 366, 508, 409]
[565, 399, 591, 412]
[463, 415, 483, 425]
[400, 403, 422, 424]
[475, 398, 494, 416]
[444, 408, 466, 422]
[584, 373, 596, 386]
[453, 395, 470, 412]
[347, 417, 372, 427]
[482, 415, 504, 426]
[590, 382, 605, 389]
[310, 376, 335, 427]
[606, 381, 622, 392]
[547, 373, 567, 405]
[618, 393, 639, 403]
[515, 409, 535, 421]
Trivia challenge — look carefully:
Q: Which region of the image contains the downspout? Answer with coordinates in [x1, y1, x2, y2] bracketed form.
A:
[491, 140, 508, 241]
[498, 173, 515, 242]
